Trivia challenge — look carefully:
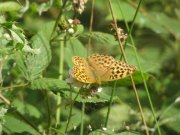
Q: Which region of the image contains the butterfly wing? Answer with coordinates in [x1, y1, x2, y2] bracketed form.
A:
[101, 61, 136, 81]
[71, 56, 96, 83]
[87, 54, 115, 77]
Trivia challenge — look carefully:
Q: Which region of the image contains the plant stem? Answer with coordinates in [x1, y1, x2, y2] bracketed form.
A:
[50, 0, 68, 40]
[65, 89, 79, 133]
[130, 36, 161, 135]
[117, 1, 162, 135]
[107, 0, 149, 135]
[87, 0, 95, 56]
[80, 102, 85, 135]
[56, 38, 65, 127]
[43, 90, 51, 135]
[0, 83, 28, 91]
[0, 94, 10, 104]
[105, 81, 117, 127]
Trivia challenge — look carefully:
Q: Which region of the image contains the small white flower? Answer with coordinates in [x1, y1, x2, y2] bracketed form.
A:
[97, 87, 102, 92]
[87, 96, 92, 99]
[0, 108, 7, 118]
[87, 124, 92, 131]
[102, 127, 107, 131]
[73, 126, 77, 130]
[3, 33, 11, 40]
[175, 97, 180, 103]
[68, 28, 74, 34]
[68, 19, 74, 24]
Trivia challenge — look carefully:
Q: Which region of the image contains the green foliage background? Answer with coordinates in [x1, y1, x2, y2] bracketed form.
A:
[0, 0, 179, 135]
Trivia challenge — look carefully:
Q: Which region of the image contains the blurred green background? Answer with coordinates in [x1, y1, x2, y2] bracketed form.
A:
[0, 0, 179, 135]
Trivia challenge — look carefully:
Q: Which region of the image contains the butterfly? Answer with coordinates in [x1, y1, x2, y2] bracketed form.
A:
[71, 54, 136, 84]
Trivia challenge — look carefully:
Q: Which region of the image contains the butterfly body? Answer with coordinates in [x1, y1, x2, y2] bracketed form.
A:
[71, 54, 136, 84]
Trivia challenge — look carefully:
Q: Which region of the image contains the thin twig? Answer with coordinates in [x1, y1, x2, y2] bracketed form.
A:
[65, 89, 79, 134]
[89, 0, 94, 32]
[50, 0, 68, 40]
[43, 90, 51, 135]
[117, 1, 161, 134]
[0, 83, 28, 91]
[0, 94, 10, 104]
[80, 102, 85, 135]
[87, 0, 95, 56]
[107, 0, 149, 135]
[105, 81, 117, 127]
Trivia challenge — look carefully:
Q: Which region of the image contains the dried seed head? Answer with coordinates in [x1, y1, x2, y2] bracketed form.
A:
[73, 0, 88, 14]
[109, 23, 128, 44]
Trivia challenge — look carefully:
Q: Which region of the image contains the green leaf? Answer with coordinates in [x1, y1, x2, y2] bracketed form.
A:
[60, 106, 89, 132]
[81, 32, 117, 46]
[3, 114, 40, 135]
[30, 78, 69, 91]
[119, 132, 142, 135]
[74, 24, 84, 36]
[16, 21, 54, 80]
[12, 99, 41, 119]
[30, 78, 110, 103]
[135, 13, 168, 35]
[106, 0, 138, 22]
[90, 105, 132, 130]
[0, 23, 28, 56]
[135, 12, 180, 36]
[0, 2, 21, 12]
[65, 38, 87, 68]
[175, 8, 180, 19]
[160, 104, 180, 133]
[155, 13, 180, 38]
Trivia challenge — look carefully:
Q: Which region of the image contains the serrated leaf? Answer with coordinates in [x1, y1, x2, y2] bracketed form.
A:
[81, 32, 117, 46]
[3, 114, 40, 135]
[30, 78, 110, 103]
[30, 78, 69, 91]
[16, 22, 54, 80]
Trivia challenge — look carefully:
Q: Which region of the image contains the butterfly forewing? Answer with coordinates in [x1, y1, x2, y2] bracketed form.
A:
[87, 54, 115, 77]
[72, 56, 96, 83]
